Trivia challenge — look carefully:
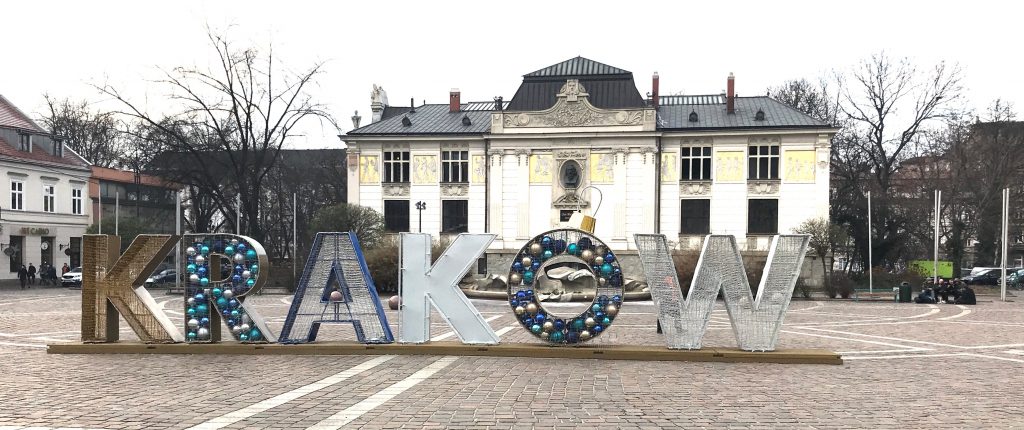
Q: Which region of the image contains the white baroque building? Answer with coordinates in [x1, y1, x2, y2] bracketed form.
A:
[342, 58, 836, 279]
[0, 95, 91, 279]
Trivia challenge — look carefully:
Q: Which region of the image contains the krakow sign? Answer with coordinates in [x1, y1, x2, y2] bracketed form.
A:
[80, 230, 809, 352]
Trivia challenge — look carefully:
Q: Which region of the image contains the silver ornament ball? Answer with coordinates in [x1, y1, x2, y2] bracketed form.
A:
[186, 297, 196, 306]
[580, 330, 592, 340]
[233, 253, 245, 264]
[194, 255, 206, 265]
[585, 317, 596, 327]
[222, 289, 234, 299]
[186, 246, 197, 256]
[240, 323, 251, 332]
[197, 328, 210, 339]
[241, 270, 252, 279]
[187, 318, 199, 329]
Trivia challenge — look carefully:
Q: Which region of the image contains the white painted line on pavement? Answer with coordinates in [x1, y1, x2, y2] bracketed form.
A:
[430, 315, 502, 341]
[308, 356, 459, 430]
[187, 355, 396, 430]
[961, 353, 1024, 364]
[843, 353, 964, 361]
[0, 341, 47, 349]
[791, 326, 962, 349]
[937, 305, 972, 320]
[495, 326, 517, 337]
[838, 349, 930, 355]
[1003, 349, 1024, 355]
[780, 330, 929, 351]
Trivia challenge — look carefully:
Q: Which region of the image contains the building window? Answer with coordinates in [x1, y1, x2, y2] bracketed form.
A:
[680, 199, 711, 234]
[748, 199, 779, 234]
[384, 200, 410, 232]
[18, 134, 31, 152]
[7, 236, 23, 273]
[680, 147, 712, 181]
[383, 151, 410, 183]
[10, 180, 23, 210]
[441, 200, 469, 233]
[43, 184, 55, 213]
[441, 151, 469, 183]
[72, 187, 83, 215]
[748, 144, 780, 180]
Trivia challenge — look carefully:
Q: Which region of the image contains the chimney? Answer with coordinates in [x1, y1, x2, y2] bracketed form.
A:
[726, 72, 735, 114]
[450, 88, 461, 113]
[651, 72, 660, 110]
[409, 97, 415, 113]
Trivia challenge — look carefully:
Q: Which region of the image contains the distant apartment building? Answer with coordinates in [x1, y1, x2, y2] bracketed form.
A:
[0, 95, 91, 276]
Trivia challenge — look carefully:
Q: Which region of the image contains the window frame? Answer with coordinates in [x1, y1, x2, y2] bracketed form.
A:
[441, 199, 469, 234]
[680, 146, 713, 181]
[43, 184, 56, 213]
[10, 179, 24, 211]
[747, 144, 780, 180]
[680, 199, 711, 235]
[383, 151, 411, 183]
[441, 150, 469, 183]
[71, 187, 83, 215]
[747, 199, 779, 235]
[383, 200, 411, 233]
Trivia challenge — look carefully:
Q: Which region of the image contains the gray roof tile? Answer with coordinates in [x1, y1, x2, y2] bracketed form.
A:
[658, 96, 830, 130]
[348, 104, 492, 136]
[524, 57, 629, 77]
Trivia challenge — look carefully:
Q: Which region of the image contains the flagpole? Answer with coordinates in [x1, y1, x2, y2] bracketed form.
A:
[868, 190, 873, 294]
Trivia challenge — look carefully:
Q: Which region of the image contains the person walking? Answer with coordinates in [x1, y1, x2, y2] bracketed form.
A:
[17, 265, 28, 289]
[47, 264, 58, 287]
[27, 263, 36, 285]
[61, 263, 70, 275]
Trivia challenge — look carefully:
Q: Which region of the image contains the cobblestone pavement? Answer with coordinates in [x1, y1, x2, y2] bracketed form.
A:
[0, 285, 1022, 429]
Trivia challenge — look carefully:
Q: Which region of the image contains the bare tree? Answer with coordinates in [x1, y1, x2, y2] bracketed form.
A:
[39, 95, 123, 167]
[837, 53, 963, 269]
[98, 29, 334, 244]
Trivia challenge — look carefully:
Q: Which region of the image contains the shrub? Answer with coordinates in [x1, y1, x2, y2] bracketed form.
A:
[363, 236, 452, 294]
[794, 278, 812, 299]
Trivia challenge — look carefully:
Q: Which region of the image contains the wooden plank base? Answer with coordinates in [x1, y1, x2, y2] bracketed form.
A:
[48, 342, 842, 365]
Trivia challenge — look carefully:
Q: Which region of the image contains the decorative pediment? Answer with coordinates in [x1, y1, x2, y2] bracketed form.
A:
[552, 192, 589, 210]
[501, 80, 652, 129]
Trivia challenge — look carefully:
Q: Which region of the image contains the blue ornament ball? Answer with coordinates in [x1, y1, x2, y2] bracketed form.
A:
[578, 237, 592, 249]
[222, 309, 231, 317]
[554, 239, 566, 253]
[232, 275, 242, 284]
[531, 261, 540, 271]
[572, 319, 585, 331]
[234, 265, 244, 274]
[231, 309, 240, 318]
[612, 295, 622, 304]
[567, 332, 580, 343]
[216, 297, 228, 308]
[200, 277, 210, 287]
[542, 250, 553, 260]
[541, 236, 552, 247]
[229, 299, 239, 307]
[592, 303, 602, 313]
[200, 245, 210, 255]
[245, 278, 255, 287]
[198, 267, 208, 277]
[593, 325, 603, 333]
[239, 333, 249, 341]
[531, 324, 542, 333]
[516, 291, 527, 300]
[186, 308, 196, 316]
[200, 317, 210, 326]
[605, 253, 615, 263]
[567, 243, 579, 255]
[523, 271, 535, 284]
[554, 319, 565, 331]
[196, 304, 208, 315]
[601, 263, 613, 276]
[194, 293, 205, 302]
[250, 264, 259, 274]
[602, 317, 612, 325]
[212, 288, 222, 297]
[249, 329, 261, 340]
[237, 243, 247, 253]
[512, 262, 524, 272]
[535, 314, 546, 324]
[187, 331, 197, 340]
[246, 249, 257, 260]
[550, 331, 564, 343]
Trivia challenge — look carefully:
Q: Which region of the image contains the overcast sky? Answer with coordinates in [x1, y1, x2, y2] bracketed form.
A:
[1, 0, 1018, 148]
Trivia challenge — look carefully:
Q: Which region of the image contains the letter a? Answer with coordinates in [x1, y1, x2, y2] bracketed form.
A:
[634, 234, 808, 351]
[399, 233, 499, 344]
[279, 232, 393, 344]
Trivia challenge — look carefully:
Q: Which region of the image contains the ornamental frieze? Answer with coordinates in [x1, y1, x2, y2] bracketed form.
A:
[500, 79, 653, 129]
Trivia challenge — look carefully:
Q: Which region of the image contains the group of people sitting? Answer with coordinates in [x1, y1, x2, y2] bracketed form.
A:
[914, 278, 977, 305]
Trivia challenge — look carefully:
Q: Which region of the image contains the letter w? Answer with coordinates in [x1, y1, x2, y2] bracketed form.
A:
[634, 234, 808, 351]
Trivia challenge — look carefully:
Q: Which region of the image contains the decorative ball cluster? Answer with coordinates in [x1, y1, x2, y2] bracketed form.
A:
[508, 230, 624, 345]
[184, 237, 261, 342]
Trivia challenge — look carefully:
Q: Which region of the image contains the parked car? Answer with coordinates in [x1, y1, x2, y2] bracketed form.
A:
[964, 268, 1017, 285]
[61, 267, 83, 288]
[145, 269, 177, 287]
[1007, 269, 1024, 290]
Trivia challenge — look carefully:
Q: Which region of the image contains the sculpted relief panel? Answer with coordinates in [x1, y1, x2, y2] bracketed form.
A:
[412, 155, 437, 184]
[501, 80, 652, 129]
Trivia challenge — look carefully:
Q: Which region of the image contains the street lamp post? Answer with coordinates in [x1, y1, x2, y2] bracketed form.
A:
[415, 201, 426, 233]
